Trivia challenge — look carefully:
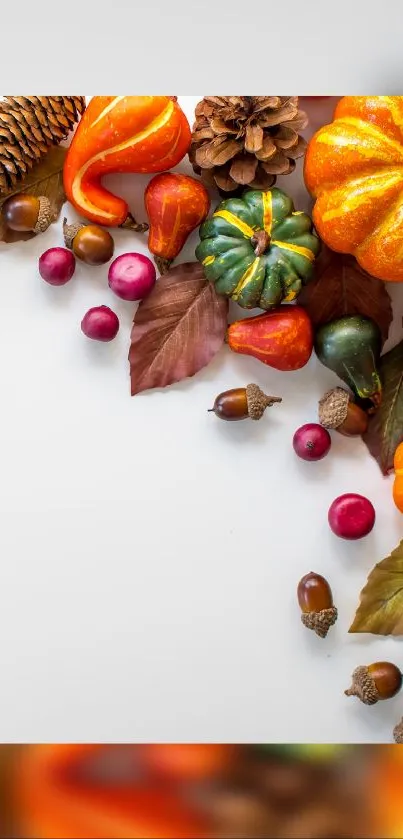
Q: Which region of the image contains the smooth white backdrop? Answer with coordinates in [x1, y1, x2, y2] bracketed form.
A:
[1, 97, 403, 742]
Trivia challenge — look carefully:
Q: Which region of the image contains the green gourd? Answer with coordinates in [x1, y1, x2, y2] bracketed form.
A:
[315, 316, 382, 406]
[195, 187, 320, 310]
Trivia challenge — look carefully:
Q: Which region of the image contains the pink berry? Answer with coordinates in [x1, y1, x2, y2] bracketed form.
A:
[293, 423, 331, 461]
[39, 247, 76, 286]
[328, 493, 375, 540]
[81, 306, 119, 342]
[108, 252, 156, 301]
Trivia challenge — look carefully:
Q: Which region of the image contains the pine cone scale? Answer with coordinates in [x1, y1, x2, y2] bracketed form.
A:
[189, 95, 308, 194]
[0, 96, 86, 196]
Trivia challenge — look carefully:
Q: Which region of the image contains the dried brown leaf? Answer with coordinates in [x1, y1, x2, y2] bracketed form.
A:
[129, 263, 228, 396]
[349, 540, 403, 635]
[0, 145, 66, 243]
[363, 340, 403, 475]
[298, 248, 392, 344]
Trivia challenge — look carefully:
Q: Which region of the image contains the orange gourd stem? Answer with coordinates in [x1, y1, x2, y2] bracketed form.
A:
[145, 173, 210, 273]
[63, 97, 191, 229]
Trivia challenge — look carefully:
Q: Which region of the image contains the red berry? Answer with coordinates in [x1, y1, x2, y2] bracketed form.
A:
[328, 493, 375, 540]
[39, 247, 76, 286]
[293, 423, 331, 461]
[81, 306, 119, 342]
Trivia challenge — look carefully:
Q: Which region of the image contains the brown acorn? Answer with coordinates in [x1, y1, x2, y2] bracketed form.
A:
[393, 717, 403, 743]
[63, 218, 114, 265]
[345, 662, 402, 705]
[318, 387, 368, 437]
[297, 572, 337, 638]
[209, 384, 282, 421]
[2, 193, 53, 233]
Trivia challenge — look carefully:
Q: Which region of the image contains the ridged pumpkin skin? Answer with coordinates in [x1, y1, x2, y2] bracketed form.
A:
[304, 96, 403, 282]
[195, 187, 320, 310]
[227, 306, 313, 371]
[63, 97, 191, 227]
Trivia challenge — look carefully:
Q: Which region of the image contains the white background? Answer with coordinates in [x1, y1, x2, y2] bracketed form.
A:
[1, 95, 403, 743]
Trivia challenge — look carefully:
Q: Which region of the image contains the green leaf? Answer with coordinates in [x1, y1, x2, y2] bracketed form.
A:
[0, 145, 67, 244]
[349, 540, 403, 635]
[362, 340, 403, 475]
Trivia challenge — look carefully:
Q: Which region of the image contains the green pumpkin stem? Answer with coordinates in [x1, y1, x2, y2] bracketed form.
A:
[251, 229, 270, 256]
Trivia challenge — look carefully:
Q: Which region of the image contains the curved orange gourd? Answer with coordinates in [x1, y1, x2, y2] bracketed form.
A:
[63, 97, 191, 227]
[145, 173, 210, 262]
[14, 745, 207, 839]
[304, 96, 403, 282]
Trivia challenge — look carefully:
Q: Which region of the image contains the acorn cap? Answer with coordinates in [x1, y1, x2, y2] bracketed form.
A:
[33, 196, 52, 234]
[344, 665, 380, 705]
[393, 718, 403, 743]
[246, 383, 282, 420]
[63, 217, 85, 249]
[301, 606, 338, 638]
[318, 387, 350, 430]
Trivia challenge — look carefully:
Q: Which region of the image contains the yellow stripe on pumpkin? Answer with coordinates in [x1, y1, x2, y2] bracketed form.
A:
[271, 240, 315, 262]
[232, 258, 260, 300]
[317, 117, 403, 160]
[284, 289, 297, 302]
[213, 210, 255, 238]
[322, 171, 403, 223]
[262, 191, 272, 235]
[202, 255, 215, 266]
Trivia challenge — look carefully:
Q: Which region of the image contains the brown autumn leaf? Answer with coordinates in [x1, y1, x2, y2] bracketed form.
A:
[298, 247, 392, 344]
[0, 145, 67, 243]
[349, 540, 403, 635]
[129, 262, 229, 396]
[363, 339, 403, 475]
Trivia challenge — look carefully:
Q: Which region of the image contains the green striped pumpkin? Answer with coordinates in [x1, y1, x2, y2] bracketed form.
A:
[195, 187, 320, 310]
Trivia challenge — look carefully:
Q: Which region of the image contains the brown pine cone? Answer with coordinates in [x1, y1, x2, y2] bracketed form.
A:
[188, 96, 308, 195]
[0, 96, 86, 194]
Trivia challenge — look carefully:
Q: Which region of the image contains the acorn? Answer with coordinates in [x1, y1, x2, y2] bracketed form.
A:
[2, 193, 53, 233]
[345, 662, 402, 705]
[318, 387, 368, 437]
[63, 218, 114, 265]
[297, 572, 337, 638]
[208, 384, 282, 421]
[393, 717, 403, 743]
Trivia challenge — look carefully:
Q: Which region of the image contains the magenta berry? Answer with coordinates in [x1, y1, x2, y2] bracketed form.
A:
[108, 252, 156, 301]
[81, 306, 119, 342]
[328, 493, 375, 540]
[39, 247, 76, 286]
[293, 423, 331, 462]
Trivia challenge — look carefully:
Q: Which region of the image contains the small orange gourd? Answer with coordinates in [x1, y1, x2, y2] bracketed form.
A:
[145, 172, 210, 272]
[393, 443, 403, 512]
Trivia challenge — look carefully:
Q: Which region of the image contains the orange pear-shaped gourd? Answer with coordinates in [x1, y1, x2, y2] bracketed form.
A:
[145, 173, 210, 271]
[227, 306, 313, 371]
[63, 97, 191, 228]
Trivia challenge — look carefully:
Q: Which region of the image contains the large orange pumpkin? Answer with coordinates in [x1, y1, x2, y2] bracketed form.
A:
[304, 96, 403, 282]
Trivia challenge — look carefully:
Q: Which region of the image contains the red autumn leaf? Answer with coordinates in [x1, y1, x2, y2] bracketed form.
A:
[298, 247, 392, 344]
[129, 262, 228, 396]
